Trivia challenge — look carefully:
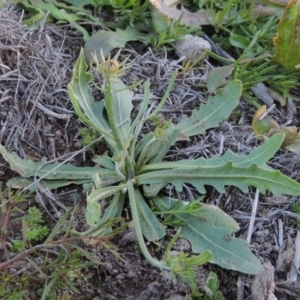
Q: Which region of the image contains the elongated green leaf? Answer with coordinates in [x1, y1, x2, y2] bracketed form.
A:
[135, 132, 155, 159]
[97, 192, 125, 226]
[137, 161, 300, 196]
[155, 196, 262, 274]
[136, 137, 162, 169]
[6, 177, 90, 191]
[93, 155, 115, 170]
[88, 192, 125, 236]
[0, 145, 119, 185]
[134, 188, 166, 241]
[149, 129, 181, 164]
[109, 78, 133, 145]
[139, 134, 284, 173]
[172, 80, 242, 138]
[86, 184, 127, 226]
[139, 133, 285, 173]
[67, 49, 117, 150]
[129, 80, 151, 159]
[127, 181, 168, 269]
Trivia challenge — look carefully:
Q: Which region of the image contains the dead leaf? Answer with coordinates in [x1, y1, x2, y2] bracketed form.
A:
[252, 262, 277, 300]
[276, 236, 295, 272]
[149, 0, 214, 26]
[251, 105, 278, 138]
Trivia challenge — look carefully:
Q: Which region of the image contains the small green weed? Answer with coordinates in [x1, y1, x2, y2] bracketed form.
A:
[0, 183, 120, 299]
[11, 206, 49, 252]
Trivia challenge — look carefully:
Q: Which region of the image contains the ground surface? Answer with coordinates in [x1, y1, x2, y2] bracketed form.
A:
[1, 4, 300, 300]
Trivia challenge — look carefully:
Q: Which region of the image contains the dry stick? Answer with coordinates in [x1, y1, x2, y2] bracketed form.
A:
[239, 189, 260, 300]
[236, 275, 245, 300]
[247, 189, 260, 244]
[278, 218, 284, 247]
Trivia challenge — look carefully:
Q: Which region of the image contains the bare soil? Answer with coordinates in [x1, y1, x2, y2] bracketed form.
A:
[1, 4, 300, 300]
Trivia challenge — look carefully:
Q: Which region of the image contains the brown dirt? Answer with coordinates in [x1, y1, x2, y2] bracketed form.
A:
[1, 4, 300, 300]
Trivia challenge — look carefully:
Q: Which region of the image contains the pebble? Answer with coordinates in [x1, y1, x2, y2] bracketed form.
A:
[175, 34, 211, 63]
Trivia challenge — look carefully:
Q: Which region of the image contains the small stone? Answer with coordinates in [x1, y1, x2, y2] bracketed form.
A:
[175, 34, 211, 63]
[54, 129, 63, 138]
[126, 270, 136, 279]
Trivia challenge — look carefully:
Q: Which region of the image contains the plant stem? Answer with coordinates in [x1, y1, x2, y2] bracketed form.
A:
[127, 180, 170, 270]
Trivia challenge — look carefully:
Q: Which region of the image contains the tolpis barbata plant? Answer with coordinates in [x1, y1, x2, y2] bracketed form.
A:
[2, 48, 300, 296]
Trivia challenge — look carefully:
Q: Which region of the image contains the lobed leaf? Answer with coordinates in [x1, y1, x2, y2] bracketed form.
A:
[138, 134, 285, 174]
[137, 161, 300, 196]
[0, 144, 120, 185]
[154, 196, 262, 275]
[172, 80, 242, 138]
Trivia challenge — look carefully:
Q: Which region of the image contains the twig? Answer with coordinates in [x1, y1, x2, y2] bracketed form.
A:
[278, 218, 283, 247]
[236, 275, 245, 300]
[289, 230, 300, 282]
[247, 189, 260, 244]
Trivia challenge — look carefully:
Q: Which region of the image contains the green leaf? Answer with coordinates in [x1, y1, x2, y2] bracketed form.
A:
[207, 65, 234, 93]
[67, 49, 117, 150]
[136, 129, 180, 169]
[149, 129, 181, 164]
[64, 0, 94, 6]
[92, 155, 115, 170]
[139, 134, 285, 173]
[135, 132, 155, 159]
[84, 27, 150, 63]
[6, 177, 90, 191]
[134, 188, 166, 241]
[179, 213, 261, 274]
[273, 0, 300, 70]
[0, 144, 120, 185]
[229, 32, 250, 49]
[172, 80, 242, 138]
[137, 161, 300, 196]
[86, 184, 126, 227]
[155, 196, 262, 275]
[109, 78, 134, 145]
[150, 4, 170, 33]
[20, 0, 90, 40]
